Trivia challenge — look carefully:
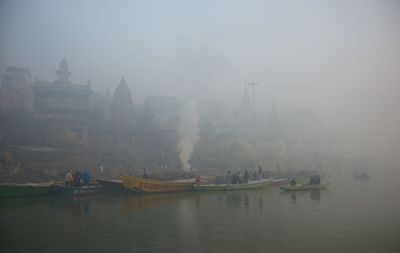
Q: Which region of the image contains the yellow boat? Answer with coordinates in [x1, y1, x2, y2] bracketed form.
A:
[120, 175, 194, 193]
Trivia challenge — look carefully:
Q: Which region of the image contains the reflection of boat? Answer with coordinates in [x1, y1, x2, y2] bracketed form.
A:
[271, 178, 289, 187]
[280, 182, 329, 191]
[120, 193, 188, 214]
[354, 172, 369, 180]
[97, 179, 137, 193]
[193, 179, 272, 191]
[50, 185, 101, 197]
[121, 175, 194, 193]
[0, 183, 52, 198]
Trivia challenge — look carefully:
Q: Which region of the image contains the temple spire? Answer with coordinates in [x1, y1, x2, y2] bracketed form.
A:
[55, 57, 71, 84]
[120, 76, 126, 85]
[267, 103, 283, 141]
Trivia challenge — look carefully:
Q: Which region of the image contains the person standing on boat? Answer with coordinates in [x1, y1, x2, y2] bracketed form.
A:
[243, 169, 249, 183]
[83, 171, 91, 185]
[225, 171, 232, 185]
[75, 171, 83, 186]
[308, 176, 314, 185]
[257, 166, 263, 180]
[316, 174, 320, 185]
[238, 172, 243, 184]
[65, 170, 73, 187]
[290, 177, 296, 186]
[231, 172, 238, 184]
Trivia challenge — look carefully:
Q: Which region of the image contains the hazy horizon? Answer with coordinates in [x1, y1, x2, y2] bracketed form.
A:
[1, 0, 400, 167]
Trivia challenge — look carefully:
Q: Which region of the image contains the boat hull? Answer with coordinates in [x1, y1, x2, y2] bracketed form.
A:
[271, 178, 289, 187]
[0, 183, 51, 198]
[194, 179, 272, 191]
[50, 185, 101, 197]
[280, 183, 328, 191]
[121, 175, 194, 193]
[97, 179, 137, 192]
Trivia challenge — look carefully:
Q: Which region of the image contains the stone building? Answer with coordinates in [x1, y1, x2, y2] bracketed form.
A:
[0, 67, 34, 144]
[0, 66, 34, 112]
[32, 58, 92, 150]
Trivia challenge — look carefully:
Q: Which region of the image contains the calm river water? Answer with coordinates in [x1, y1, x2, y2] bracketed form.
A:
[1, 170, 400, 253]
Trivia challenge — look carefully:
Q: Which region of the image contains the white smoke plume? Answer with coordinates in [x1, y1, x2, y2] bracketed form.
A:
[178, 100, 200, 171]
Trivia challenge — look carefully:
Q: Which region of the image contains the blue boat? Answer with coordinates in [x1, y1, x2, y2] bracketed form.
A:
[50, 184, 101, 197]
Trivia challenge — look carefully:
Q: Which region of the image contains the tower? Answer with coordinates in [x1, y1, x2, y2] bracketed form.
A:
[239, 84, 252, 137]
[55, 57, 71, 84]
[267, 103, 283, 141]
[110, 76, 135, 135]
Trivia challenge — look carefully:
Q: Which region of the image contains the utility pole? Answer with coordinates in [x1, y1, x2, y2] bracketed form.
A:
[248, 81, 258, 148]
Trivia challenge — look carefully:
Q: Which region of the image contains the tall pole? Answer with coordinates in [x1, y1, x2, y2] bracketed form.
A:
[248, 81, 258, 148]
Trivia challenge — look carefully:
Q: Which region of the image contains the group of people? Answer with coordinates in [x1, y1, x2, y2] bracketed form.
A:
[65, 170, 91, 187]
[308, 174, 321, 185]
[289, 174, 321, 186]
[226, 167, 263, 185]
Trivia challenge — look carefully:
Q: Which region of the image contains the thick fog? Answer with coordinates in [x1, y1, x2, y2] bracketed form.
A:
[1, 0, 399, 168]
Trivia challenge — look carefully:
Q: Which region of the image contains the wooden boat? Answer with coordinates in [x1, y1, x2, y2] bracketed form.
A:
[271, 178, 289, 187]
[97, 179, 139, 193]
[193, 179, 272, 191]
[0, 183, 52, 198]
[50, 184, 101, 197]
[120, 175, 194, 193]
[280, 182, 329, 191]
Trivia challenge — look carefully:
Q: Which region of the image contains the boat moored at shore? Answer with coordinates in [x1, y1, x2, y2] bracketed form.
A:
[50, 184, 101, 197]
[271, 178, 289, 187]
[193, 179, 272, 191]
[0, 183, 52, 198]
[121, 175, 194, 193]
[98, 179, 138, 193]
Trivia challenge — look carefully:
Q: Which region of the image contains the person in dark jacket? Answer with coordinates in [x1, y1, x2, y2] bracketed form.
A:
[83, 171, 91, 185]
[316, 174, 320, 184]
[75, 171, 83, 187]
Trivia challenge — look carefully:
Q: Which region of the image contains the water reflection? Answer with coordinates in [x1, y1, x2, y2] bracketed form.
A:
[290, 192, 297, 203]
[310, 190, 321, 202]
[226, 192, 249, 209]
[2, 172, 400, 253]
[282, 189, 322, 205]
[119, 192, 191, 215]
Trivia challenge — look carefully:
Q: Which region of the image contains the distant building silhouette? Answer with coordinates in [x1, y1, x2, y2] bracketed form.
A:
[32, 58, 92, 149]
[0, 66, 34, 112]
[239, 85, 252, 137]
[110, 77, 134, 135]
[55, 57, 71, 84]
[144, 95, 179, 130]
[266, 104, 284, 141]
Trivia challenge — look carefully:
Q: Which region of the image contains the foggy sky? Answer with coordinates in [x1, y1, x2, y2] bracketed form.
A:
[1, 0, 399, 166]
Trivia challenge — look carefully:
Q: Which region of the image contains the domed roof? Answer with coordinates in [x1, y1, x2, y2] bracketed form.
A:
[112, 76, 133, 106]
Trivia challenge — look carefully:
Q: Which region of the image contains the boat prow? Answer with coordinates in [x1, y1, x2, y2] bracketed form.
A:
[98, 179, 137, 193]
